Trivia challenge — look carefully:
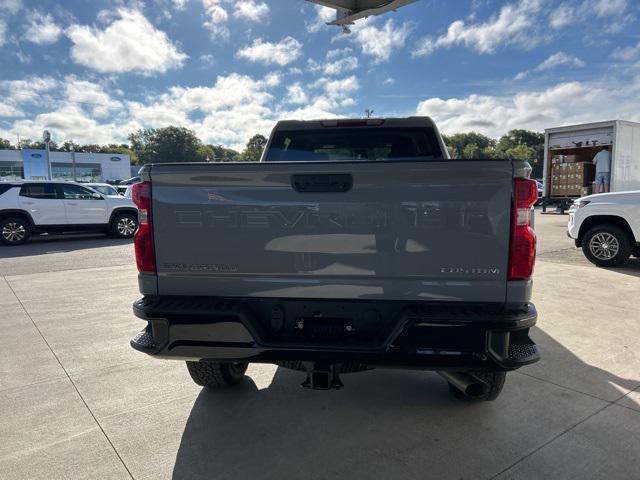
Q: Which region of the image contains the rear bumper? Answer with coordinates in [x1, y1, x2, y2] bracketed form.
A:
[130, 296, 539, 371]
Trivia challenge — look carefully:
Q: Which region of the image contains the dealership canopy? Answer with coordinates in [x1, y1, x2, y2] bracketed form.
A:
[306, 0, 417, 32]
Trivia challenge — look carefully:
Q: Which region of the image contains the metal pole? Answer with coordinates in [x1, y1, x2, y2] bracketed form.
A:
[45, 140, 52, 180]
[72, 148, 77, 182]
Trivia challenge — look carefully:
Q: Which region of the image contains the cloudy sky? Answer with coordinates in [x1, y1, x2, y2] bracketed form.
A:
[0, 0, 639, 150]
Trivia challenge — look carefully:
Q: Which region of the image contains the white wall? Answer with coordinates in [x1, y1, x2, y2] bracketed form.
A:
[49, 152, 131, 181]
[0, 149, 131, 181]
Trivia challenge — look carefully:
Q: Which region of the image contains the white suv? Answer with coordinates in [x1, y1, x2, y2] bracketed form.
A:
[0, 181, 138, 246]
[568, 191, 640, 267]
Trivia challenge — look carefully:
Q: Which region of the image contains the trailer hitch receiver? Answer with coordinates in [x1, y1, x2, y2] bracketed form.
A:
[301, 363, 344, 390]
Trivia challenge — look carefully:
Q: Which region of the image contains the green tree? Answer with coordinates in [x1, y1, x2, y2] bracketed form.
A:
[0, 138, 12, 149]
[240, 134, 267, 162]
[443, 132, 495, 159]
[129, 126, 202, 164]
[58, 141, 82, 152]
[18, 139, 58, 150]
[495, 129, 544, 178]
[197, 144, 215, 162]
[210, 144, 241, 162]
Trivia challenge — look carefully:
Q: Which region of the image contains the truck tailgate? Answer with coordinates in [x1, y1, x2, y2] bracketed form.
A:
[150, 161, 513, 303]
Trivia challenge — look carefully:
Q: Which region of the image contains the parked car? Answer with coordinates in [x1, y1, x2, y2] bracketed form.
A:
[129, 117, 540, 402]
[568, 190, 640, 267]
[535, 180, 543, 205]
[0, 181, 138, 245]
[84, 183, 120, 197]
[119, 176, 141, 186]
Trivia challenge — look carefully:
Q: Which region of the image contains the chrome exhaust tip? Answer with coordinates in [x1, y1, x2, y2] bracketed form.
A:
[438, 371, 489, 397]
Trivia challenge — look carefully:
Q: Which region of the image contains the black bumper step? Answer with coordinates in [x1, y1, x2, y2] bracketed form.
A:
[131, 328, 156, 353]
[508, 341, 539, 364]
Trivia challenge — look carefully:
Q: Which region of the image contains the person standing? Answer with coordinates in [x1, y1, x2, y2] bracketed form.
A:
[593, 146, 611, 193]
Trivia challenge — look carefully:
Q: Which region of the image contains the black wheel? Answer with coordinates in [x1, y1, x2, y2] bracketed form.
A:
[111, 212, 138, 238]
[186, 361, 248, 388]
[0, 217, 31, 246]
[582, 225, 632, 268]
[448, 371, 506, 402]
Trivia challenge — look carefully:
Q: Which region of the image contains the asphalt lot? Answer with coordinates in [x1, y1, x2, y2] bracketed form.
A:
[1, 212, 639, 480]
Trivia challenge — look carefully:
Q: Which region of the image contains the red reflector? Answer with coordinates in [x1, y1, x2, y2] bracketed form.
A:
[131, 182, 156, 274]
[508, 179, 537, 280]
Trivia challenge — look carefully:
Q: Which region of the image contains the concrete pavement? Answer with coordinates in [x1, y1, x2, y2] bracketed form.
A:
[0, 214, 639, 479]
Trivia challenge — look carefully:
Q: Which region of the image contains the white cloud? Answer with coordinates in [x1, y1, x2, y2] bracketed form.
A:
[233, 0, 269, 22]
[308, 48, 358, 76]
[172, 0, 188, 10]
[0, 77, 59, 105]
[67, 8, 187, 74]
[64, 79, 122, 118]
[202, 0, 269, 38]
[0, 67, 363, 151]
[9, 105, 136, 146]
[383, 77, 395, 85]
[613, 42, 640, 62]
[310, 75, 360, 109]
[586, 0, 628, 18]
[15, 50, 31, 64]
[536, 52, 585, 71]
[549, 3, 573, 29]
[515, 51, 585, 80]
[202, 0, 229, 38]
[306, 5, 335, 33]
[0, 19, 6, 47]
[0, 70, 361, 150]
[551, 0, 629, 30]
[287, 83, 308, 105]
[200, 53, 215, 66]
[23, 11, 62, 45]
[0, 0, 22, 14]
[352, 19, 412, 63]
[0, 101, 23, 118]
[416, 79, 640, 137]
[237, 37, 302, 66]
[414, 0, 543, 57]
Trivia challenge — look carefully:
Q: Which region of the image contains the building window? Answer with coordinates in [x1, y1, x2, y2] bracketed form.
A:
[52, 163, 102, 182]
[0, 162, 24, 181]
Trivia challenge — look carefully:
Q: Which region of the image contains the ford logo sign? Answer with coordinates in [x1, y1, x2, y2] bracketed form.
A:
[110, 156, 121, 162]
[31, 153, 43, 158]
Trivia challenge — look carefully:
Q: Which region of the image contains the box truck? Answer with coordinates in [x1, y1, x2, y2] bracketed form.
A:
[542, 120, 640, 212]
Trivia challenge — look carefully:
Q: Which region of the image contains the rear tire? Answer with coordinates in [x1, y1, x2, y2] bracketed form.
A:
[582, 225, 632, 268]
[448, 371, 506, 402]
[186, 361, 248, 388]
[111, 212, 138, 238]
[0, 217, 31, 246]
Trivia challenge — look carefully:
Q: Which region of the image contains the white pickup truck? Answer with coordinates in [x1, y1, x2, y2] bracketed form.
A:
[568, 191, 640, 267]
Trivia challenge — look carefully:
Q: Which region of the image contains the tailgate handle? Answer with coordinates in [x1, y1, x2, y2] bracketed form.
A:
[291, 174, 353, 193]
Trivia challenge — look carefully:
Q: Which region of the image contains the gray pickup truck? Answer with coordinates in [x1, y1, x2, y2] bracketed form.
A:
[130, 117, 540, 401]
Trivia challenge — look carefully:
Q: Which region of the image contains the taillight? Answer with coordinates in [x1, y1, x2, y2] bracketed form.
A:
[508, 178, 538, 280]
[132, 182, 156, 274]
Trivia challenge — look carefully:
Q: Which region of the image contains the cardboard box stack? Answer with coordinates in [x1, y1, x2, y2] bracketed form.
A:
[550, 161, 595, 197]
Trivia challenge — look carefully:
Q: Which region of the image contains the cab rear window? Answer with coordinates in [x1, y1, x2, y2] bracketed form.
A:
[264, 127, 443, 162]
[19, 183, 58, 199]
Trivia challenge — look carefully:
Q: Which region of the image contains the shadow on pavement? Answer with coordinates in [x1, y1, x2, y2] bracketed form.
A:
[171, 329, 639, 480]
[607, 257, 640, 278]
[0, 234, 132, 259]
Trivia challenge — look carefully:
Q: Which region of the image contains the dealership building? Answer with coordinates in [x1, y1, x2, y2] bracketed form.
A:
[0, 149, 132, 183]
